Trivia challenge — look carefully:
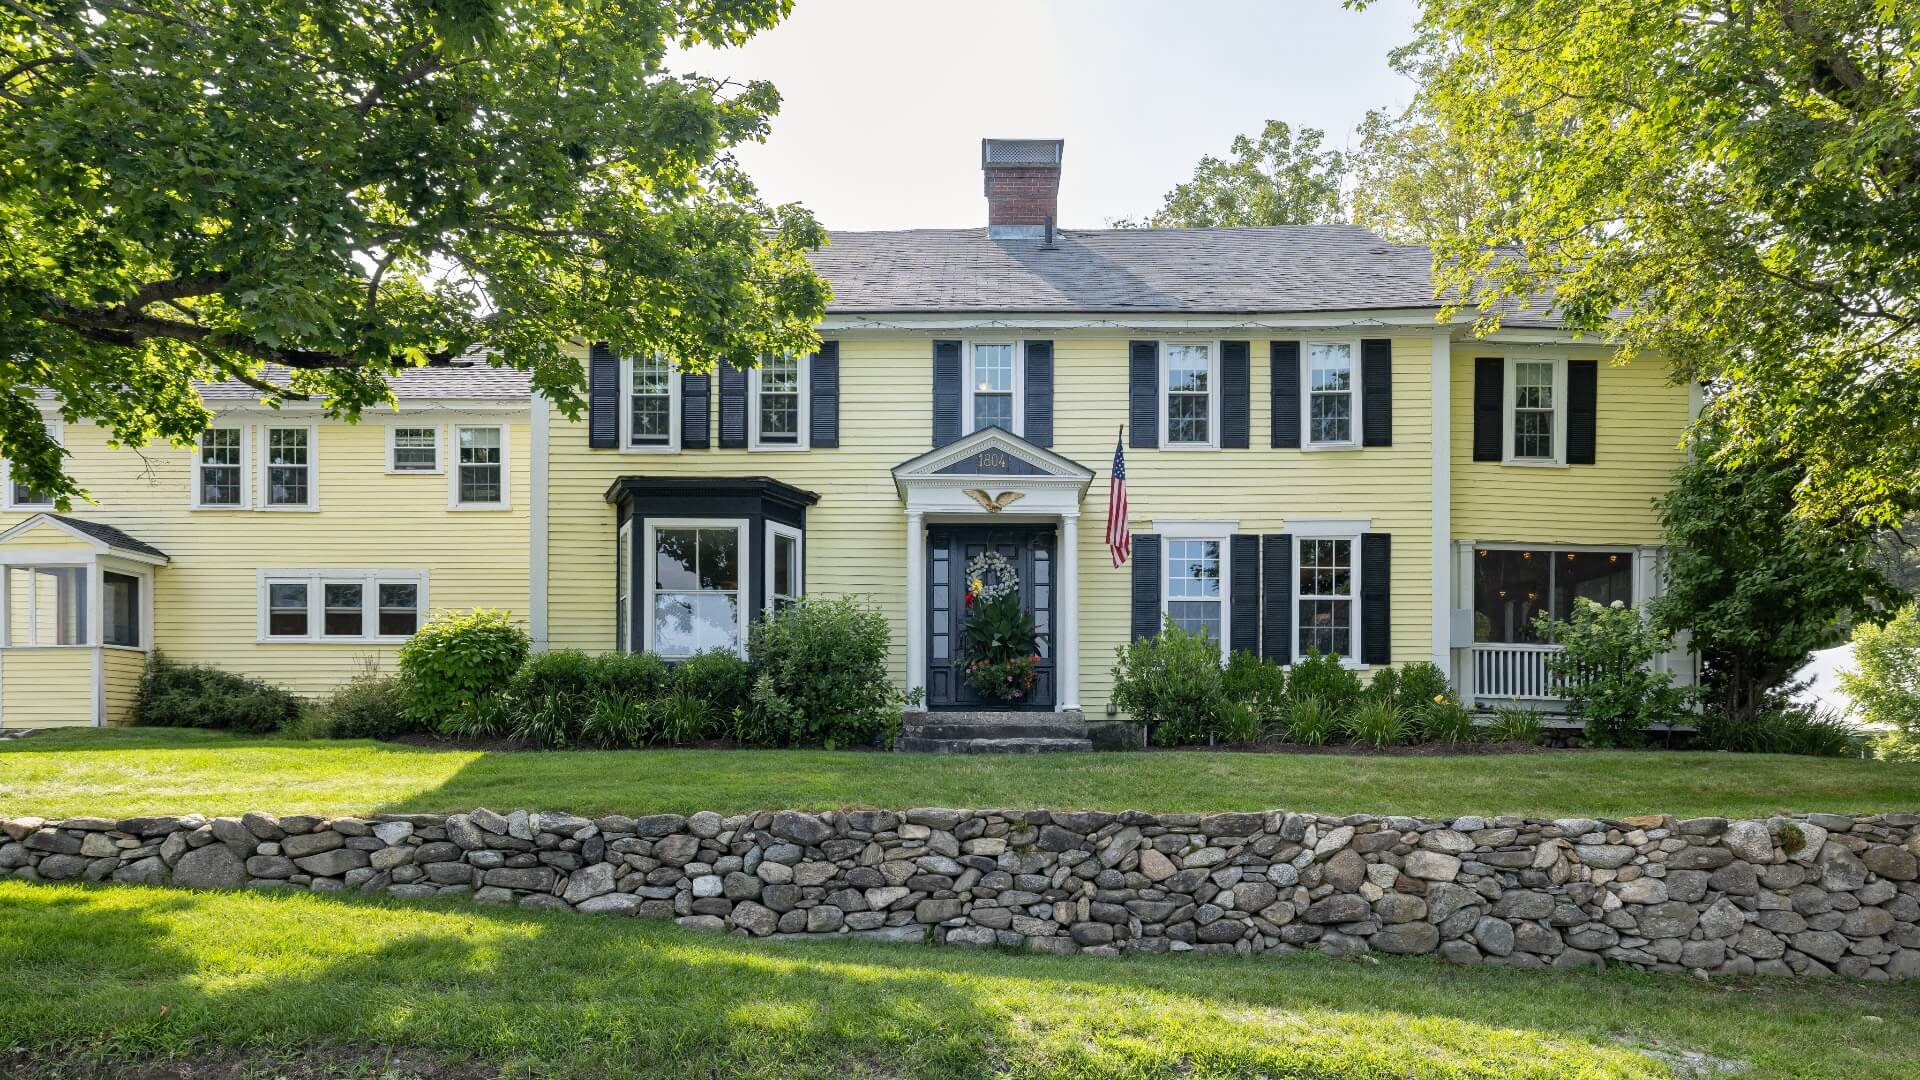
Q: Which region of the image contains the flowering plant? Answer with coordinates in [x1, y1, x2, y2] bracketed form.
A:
[962, 551, 1018, 608]
[960, 585, 1042, 702]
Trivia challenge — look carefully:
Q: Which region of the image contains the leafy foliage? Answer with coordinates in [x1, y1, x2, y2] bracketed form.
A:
[1420, 700, 1479, 745]
[1216, 701, 1264, 746]
[1223, 649, 1289, 730]
[1698, 703, 1861, 758]
[1486, 706, 1545, 745]
[1286, 650, 1364, 717]
[1115, 121, 1346, 228]
[1111, 617, 1228, 746]
[1344, 700, 1412, 749]
[1282, 695, 1340, 745]
[649, 688, 713, 747]
[960, 592, 1041, 703]
[1536, 600, 1689, 747]
[745, 596, 902, 749]
[134, 654, 301, 734]
[672, 649, 753, 720]
[310, 660, 418, 740]
[1843, 603, 1920, 748]
[397, 608, 529, 730]
[0, 0, 826, 504]
[1350, 40, 1509, 246]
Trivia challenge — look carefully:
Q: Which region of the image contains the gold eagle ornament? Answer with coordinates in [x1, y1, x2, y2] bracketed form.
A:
[962, 489, 1027, 513]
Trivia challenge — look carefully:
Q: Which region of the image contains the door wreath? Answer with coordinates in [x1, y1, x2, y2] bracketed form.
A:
[960, 551, 1041, 702]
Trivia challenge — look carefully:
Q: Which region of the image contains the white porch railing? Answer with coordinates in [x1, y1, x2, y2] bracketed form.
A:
[1469, 643, 1567, 704]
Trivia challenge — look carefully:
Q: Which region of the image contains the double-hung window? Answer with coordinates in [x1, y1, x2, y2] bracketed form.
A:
[1164, 537, 1223, 643]
[263, 426, 313, 508]
[389, 426, 440, 472]
[196, 427, 245, 508]
[1506, 358, 1564, 464]
[645, 520, 747, 658]
[750, 354, 808, 448]
[1162, 343, 1216, 447]
[1306, 342, 1356, 447]
[260, 570, 427, 642]
[1297, 536, 1357, 660]
[454, 425, 506, 507]
[966, 343, 1018, 434]
[767, 522, 803, 612]
[627, 354, 677, 449]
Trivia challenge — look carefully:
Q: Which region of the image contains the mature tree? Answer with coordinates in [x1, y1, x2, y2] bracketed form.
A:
[1115, 121, 1346, 228]
[1349, 42, 1506, 246]
[1842, 604, 1920, 760]
[1377, 0, 1920, 526]
[1651, 423, 1900, 729]
[0, 0, 827, 505]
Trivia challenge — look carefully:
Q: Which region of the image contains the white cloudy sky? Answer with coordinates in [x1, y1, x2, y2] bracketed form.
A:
[675, 0, 1421, 230]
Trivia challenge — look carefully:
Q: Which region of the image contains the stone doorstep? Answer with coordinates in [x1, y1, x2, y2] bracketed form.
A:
[898, 708, 1092, 754]
[894, 736, 1095, 754]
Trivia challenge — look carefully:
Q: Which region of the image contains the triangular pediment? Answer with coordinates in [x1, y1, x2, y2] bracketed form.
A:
[891, 427, 1094, 483]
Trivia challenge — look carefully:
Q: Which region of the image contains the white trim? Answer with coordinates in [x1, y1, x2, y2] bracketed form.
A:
[1301, 338, 1361, 450]
[961, 340, 1023, 438]
[255, 568, 429, 644]
[384, 423, 444, 474]
[1293, 532, 1363, 666]
[1502, 356, 1567, 467]
[1152, 518, 1240, 538]
[189, 424, 251, 510]
[0, 418, 62, 510]
[765, 520, 804, 612]
[530, 394, 549, 650]
[257, 422, 320, 511]
[640, 518, 750, 659]
[620, 353, 681, 453]
[1284, 517, 1372, 538]
[448, 423, 511, 510]
[1157, 339, 1220, 450]
[748, 353, 811, 451]
[1431, 329, 1452, 671]
[90, 641, 104, 727]
[1058, 511, 1080, 710]
[905, 511, 927, 700]
[1160, 532, 1230, 663]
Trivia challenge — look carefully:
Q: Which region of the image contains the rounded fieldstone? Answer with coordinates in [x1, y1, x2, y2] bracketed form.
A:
[172, 843, 247, 889]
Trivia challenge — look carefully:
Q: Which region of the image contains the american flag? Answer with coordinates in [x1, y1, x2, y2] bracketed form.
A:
[1107, 428, 1131, 567]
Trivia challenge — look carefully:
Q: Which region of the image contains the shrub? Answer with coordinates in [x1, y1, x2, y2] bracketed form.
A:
[503, 649, 598, 747]
[746, 596, 902, 748]
[313, 660, 418, 740]
[134, 654, 301, 734]
[1223, 649, 1288, 728]
[651, 688, 713, 745]
[1487, 705, 1545, 744]
[1396, 662, 1455, 714]
[1216, 700, 1264, 745]
[592, 650, 671, 702]
[1287, 649, 1363, 716]
[1281, 695, 1339, 745]
[1699, 703, 1862, 757]
[674, 649, 753, 720]
[1421, 699, 1479, 744]
[1536, 599, 1689, 747]
[1344, 700, 1411, 748]
[582, 694, 652, 748]
[1363, 666, 1401, 706]
[1877, 730, 1920, 762]
[398, 609, 529, 729]
[1842, 603, 1920, 748]
[1111, 616, 1227, 746]
[437, 693, 514, 742]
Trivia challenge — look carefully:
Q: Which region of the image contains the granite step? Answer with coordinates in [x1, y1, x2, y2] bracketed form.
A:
[897, 709, 1090, 753]
[894, 735, 1094, 754]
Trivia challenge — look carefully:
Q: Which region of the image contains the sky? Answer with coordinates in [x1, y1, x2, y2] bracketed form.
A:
[674, 0, 1422, 231]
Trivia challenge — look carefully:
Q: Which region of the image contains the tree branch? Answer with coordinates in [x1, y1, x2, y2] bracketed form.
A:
[45, 297, 467, 370]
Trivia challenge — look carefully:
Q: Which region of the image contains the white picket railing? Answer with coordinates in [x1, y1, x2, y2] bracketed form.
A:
[1469, 643, 1566, 704]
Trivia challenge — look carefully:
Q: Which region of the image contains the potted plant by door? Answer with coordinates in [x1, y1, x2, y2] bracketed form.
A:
[960, 552, 1041, 704]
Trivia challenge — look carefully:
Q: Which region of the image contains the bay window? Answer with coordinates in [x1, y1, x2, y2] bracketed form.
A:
[767, 522, 802, 612]
[646, 520, 747, 657]
[104, 571, 140, 647]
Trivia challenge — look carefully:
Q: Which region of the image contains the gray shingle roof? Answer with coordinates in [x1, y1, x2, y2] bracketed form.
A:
[48, 515, 168, 559]
[809, 224, 1566, 327]
[196, 346, 531, 402]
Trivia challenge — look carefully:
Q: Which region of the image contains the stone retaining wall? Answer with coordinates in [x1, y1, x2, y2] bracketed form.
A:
[5, 807, 1918, 980]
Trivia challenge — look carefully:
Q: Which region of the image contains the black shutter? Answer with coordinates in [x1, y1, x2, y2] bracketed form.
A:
[1361, 338, 1393, 447]
[1230, 534, 1259, 654]
[1567, 359, 1598, 465]
[1024, 340, 1054, 447]
[1261, 534, 1292, 663]
[932, 340, 962, 447]
[1130, 534, 1162, 641]
[1271, 340, 1301, 448]
[1128, 341, 1158, 448]
[718, 360, 748, 448]
[1221, 340, 1250, 449]
[809, 342, 839, 449]
[1360, 532, 1391, 665]
[588, 343, 619, 448]
[681, 373, 710, 450]
[1472, 357, 1503, 461]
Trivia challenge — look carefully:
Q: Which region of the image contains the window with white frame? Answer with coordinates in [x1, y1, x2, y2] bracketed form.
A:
[1297, 536, 1357, 660]
[628, 354, 675, 448]
[196, 427, 245, 507]
[751, 354, 807, 448]
[767, 522, 802, 612]
[389, 426, 439, 472]
[1164, 537, 1223, 642]
[1507, 359, 1562, 462]
[646, 520, 746, 657]
[103, 571, 140, 647]
[1, 418, 61, 509]
[260, 570, 426, 642]
[615, 518, 632, 651]
[454, 425, 504, 506]
[1306, 342, 1356, 446]
[5, 565, 88, 645]
[1162, 343, 1216, 447]
[967, 343, 1017, 434]
[263, 427, 313, 507]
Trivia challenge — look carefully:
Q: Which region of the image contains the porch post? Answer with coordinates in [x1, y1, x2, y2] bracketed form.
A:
[905, 511, 926, 702]
[1059, 512, 1080, 710]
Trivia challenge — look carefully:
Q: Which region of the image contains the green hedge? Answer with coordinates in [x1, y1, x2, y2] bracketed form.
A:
[134, 654, 302, 734]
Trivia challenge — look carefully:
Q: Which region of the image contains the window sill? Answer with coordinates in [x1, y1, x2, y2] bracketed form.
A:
[0, 643, 92, 651]
[188, 504, 250, 512]
[257, 636, 416, 646]
[620, 443, 680, 455]
[256, 505, 319, 513]
[1498, 458, 1569, 469]
[102, 643, 146, 654]
[1159, 443, 1220, 452]
[384, 468, 445, 476]
[1299, 443, 1361, 453]
[448, 503, 512, 512]
[747, 443, 810, 453]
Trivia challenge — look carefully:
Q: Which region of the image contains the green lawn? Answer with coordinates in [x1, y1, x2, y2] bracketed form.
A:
[3, 881, 1916, 1079]
[4, 728, 1918, 820]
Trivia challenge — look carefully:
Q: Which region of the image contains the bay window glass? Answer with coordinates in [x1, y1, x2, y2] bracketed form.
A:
[1298, 538, 1354, 658]
[1165, 538, 1222, 641]
[8, 566, 87, 645]
[651, 524, 744, 656]
[971, 344, 1015, 433]
[1307, 343, 1355, 445]
[769, 527, 801, 611]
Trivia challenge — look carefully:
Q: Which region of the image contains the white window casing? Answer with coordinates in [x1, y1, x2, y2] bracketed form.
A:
[191, 425, 251, 510]
[1160, 532, 1230, 663]
[256, 569, 428, 643]
[385, 424, 443, 474]
[749, 354, 811, 450]
[642, 517, 749, 658]
[1503, 356, 1567, 466]
[258, 424, 319, 510]
[962, 341, 1022, 437]
[449, 424, 510, 509]
[1295, 532, 1362, 664]
[1159, 340, 1220, 449]
[1302, 338, 1361, 450]
[765, 520, 804, 613]
[622, 354, 680, 452]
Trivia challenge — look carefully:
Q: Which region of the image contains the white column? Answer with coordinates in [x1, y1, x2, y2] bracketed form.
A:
[1059, 512, 1080, 710]
[1431, 329, 1453, 672]
[904, 511, 926, 703]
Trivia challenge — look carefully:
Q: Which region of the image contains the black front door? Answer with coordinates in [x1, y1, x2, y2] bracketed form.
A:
[926, 524, 1056, 709]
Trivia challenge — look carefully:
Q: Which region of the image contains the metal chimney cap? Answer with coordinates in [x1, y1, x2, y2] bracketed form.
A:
[982, 139, 1064, 167]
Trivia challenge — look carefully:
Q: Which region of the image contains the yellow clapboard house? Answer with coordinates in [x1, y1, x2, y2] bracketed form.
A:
[0, 139, 1696, 730]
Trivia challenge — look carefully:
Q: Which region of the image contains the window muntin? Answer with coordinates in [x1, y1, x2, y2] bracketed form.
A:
[456, 426, 503, 505]
[391, 427, 438, 472]
[757, 355, 802, 444]
[198, 428, 244, 507]
[970, 343, 1016, 434]
[1164, 343, 1213, 446]
[1307, 342, 1355, 446]
[649, 523, 745, 657]
[1165, 538, 1223, 642]
[1297, 537, 1355, 659]
[378, 583, 419, 637]
[267, 582, 309, 637]
[260, 571, 425, 642]
[767, 523, 802, 613]
[1473, 547, 1634, 644]
[1513, 361, 1556, 460]
[323, 582, 363, 637]
[630, 355, 672, 447]
[101, 571, 140, 647]
[264, 427, 311, 507]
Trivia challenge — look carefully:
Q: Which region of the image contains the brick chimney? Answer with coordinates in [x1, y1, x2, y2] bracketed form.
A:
[983, 139, 1063, 239]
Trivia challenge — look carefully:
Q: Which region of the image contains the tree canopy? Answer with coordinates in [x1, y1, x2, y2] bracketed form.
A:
[1380, 0, 1920, 526]
[1114, 121, 1346, 228]
[0, 0, 827, 505]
